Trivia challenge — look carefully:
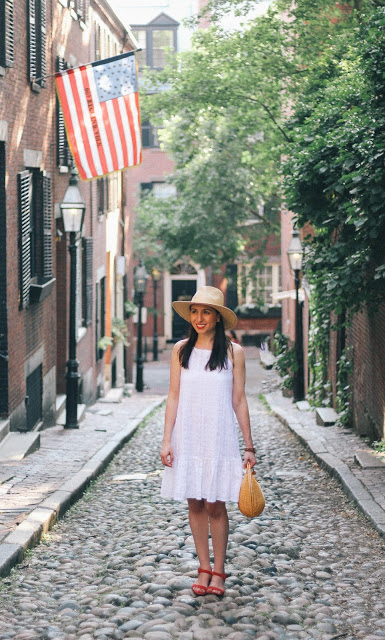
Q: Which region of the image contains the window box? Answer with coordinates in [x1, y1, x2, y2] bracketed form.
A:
[30, 276, 55, 303]
[235, 303, 281, 319]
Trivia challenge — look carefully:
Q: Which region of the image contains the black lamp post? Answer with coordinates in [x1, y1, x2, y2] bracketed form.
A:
[134, 261, 148, 392]
[287, 226, 305, 402]
[60, 168, 86, 428]
[152, 267, 161, 362]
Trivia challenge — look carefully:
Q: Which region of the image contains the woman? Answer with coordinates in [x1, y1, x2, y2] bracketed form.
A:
[160, 286, 256, 597]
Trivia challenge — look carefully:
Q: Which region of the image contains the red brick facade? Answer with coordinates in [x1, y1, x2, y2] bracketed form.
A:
[1, 0, 135, 428]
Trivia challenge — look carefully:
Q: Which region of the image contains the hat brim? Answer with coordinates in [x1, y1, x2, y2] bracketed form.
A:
[172, 301, 238, 331]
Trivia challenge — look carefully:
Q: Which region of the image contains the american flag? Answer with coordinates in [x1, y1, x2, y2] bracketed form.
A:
[55, 51, 142, 180]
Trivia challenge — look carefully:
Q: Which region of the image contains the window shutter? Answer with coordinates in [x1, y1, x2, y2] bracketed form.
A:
[56, 57, 71, 166]
[27, 0, 37, 82]
[5, 0, 14, 67]
[76, 0, 84, 19]
[18, 171, 32, 309]
[83, 238, 93, 325]
[42, 174, 52, 278]
[37, 0, 46, 87]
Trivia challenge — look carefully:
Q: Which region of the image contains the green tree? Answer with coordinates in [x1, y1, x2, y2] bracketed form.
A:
[284, 5, 385, 318]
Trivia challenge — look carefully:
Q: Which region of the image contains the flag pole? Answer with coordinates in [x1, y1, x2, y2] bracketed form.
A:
[33, 48, 142, 83]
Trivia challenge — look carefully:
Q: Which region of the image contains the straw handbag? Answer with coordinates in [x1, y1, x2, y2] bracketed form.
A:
[238, 463, 265, 518]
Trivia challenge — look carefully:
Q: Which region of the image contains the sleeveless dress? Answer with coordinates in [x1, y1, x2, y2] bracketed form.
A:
[161, 347, 243, 503]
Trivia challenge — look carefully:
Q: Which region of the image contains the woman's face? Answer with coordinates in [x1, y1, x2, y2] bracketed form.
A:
[190, 304, 219, 336]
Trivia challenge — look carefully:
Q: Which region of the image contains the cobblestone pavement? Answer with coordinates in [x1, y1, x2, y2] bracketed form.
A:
[0, 380, 385, 639]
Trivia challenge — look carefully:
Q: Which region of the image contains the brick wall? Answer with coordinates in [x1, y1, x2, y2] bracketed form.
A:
[347, 306, 385, 440]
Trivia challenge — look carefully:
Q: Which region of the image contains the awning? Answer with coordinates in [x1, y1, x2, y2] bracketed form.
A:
[271, 288, 305, 303]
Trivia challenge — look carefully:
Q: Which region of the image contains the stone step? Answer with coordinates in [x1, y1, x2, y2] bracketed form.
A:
[259, 350, 276, 370]
[57, 403, 86, 426]
[296, 400, 311, 411]
[0, 419, 10, 445]
[55, 394, 66, 422]
[0, 432, 40, 462]
[98, 388, 123, 404]
[316, 407, 339, 427]
[354, 450, 385, 469]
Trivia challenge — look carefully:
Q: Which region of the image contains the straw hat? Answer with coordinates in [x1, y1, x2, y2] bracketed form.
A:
[172, 286, 238, 330]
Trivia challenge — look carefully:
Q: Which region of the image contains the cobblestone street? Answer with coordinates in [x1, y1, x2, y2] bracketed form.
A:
[0, 367, 384, 640]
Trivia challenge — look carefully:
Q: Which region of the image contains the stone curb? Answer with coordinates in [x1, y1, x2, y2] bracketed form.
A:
[0, 396, 166, 578]
[264, 393, 385, 540]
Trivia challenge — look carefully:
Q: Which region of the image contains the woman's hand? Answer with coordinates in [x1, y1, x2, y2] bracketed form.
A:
[243, 451, 256, 469]
[160, 441, 173, 468]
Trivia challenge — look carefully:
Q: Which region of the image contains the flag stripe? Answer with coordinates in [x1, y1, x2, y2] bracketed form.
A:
[100, 101, 119, 171]
[64, 69, 92, 178]
[77, 66, 105, 176]
[106, 100, 124, 169]
[66, 70, 94, 179]
[133, 92, 142, 165]
[56, 73, 88, 180]
[55, 51, 142, 180]
[117, 97, 134, 166]
[124, 93, 138, 166]
[113, 99, 129, 168]
[73, 67, 99, 178]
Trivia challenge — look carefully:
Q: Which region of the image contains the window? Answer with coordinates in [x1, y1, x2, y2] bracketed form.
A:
[96, 173, 120, 216]
[27, 0, 47, 89]
[56, 57, 71, 168]
[17, 170, 53, 308]
[238, 263, 281, 308]
[141, 121, 159, 149]
[82, 238, 93, 326]
[152, 29, 174, 69]
[96, 276, 106, 360]
[132, 13, 178, 70]
[134, 29, 146, 68]
[0, 0, 14, 72]
[140, 182, 176, 198]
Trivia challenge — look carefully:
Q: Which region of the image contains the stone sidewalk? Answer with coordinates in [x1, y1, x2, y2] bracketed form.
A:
[264, 388, 385, 539]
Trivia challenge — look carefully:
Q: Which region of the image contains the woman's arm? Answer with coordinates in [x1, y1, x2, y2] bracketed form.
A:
[232, 344, 256, 468]
[160, 341, 183, 467]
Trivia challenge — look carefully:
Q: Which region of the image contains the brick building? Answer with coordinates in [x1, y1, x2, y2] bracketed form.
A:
[0, 0, 136, 431]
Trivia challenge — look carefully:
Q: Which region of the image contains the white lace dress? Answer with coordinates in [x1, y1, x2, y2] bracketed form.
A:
[161, 347, 243, 503]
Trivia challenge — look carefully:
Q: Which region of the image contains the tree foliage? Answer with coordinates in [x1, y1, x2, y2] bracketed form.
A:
[284, 5, 385, 317]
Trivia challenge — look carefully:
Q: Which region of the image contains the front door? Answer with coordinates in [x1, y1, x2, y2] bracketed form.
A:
[172, 280, 197, 340]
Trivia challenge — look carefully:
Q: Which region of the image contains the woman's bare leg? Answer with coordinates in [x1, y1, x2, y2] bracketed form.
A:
[206, 501, 229, 591]
[188, 498, 211, 588]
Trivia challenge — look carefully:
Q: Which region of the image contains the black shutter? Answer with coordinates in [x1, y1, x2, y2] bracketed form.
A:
[18, 171, 32, 309]
[76, 0, 84, 19]
[5, 0, 14, 67]
[83, 238, 93, 325]
[56, 57, 71, 166]
[27, 0, 37, 82]
[37, 0, 46, 87]
[42, 174, 52, 278]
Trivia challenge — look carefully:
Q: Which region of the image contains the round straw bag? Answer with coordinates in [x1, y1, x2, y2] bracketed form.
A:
[238, 462, 265, 518]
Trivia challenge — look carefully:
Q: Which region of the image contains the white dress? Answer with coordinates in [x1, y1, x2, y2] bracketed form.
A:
[161, 347, 243, 503]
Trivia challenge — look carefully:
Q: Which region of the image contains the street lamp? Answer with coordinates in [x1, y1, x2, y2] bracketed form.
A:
[134, 261, 149, 392]
[152, 267, 161, 361]
[60, 168, 86, 428]
[287, 225, 305, 402]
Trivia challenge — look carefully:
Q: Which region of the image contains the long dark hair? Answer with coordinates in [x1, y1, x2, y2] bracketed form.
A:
[179, 313, 233, 371]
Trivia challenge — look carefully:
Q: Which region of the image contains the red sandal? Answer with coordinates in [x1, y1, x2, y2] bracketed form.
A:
[206, 571, 227, 596]
[192, 568, 212, 596]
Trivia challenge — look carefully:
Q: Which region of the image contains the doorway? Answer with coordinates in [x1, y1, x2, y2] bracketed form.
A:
[171, 280, 197, 341]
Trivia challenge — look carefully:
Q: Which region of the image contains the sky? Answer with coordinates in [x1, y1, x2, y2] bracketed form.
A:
[108, 0, 275, 41]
